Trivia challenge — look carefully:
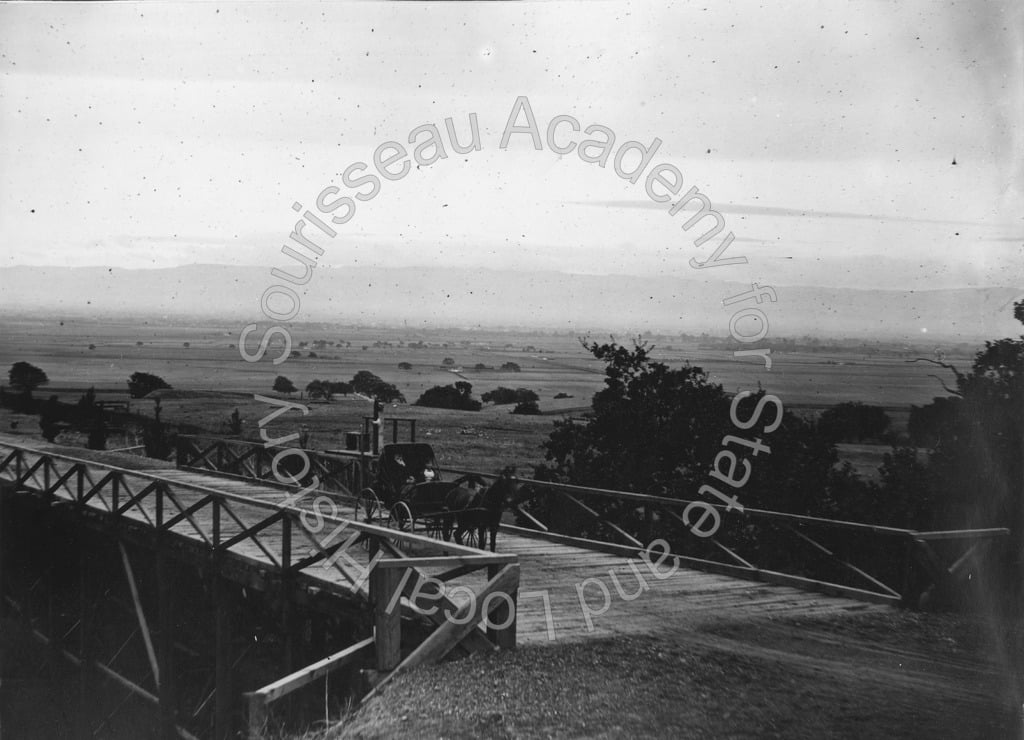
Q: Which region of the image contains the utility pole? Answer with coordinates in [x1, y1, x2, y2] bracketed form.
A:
[371, 397, 384, 454]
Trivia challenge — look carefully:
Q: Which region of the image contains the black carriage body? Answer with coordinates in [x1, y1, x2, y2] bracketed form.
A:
[359, 443, 494, 546]
[375, 443, 445, 506]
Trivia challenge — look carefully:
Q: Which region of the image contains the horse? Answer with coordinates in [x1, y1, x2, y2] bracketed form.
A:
[443, 467, 518, 551]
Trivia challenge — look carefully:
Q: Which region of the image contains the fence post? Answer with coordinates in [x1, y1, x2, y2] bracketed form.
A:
[244, 693, 269, 740]
[487, 563, 518, 649]
[371, 565, 402, 671]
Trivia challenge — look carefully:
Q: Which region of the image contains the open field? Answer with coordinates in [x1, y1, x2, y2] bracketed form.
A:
[0, 314, 974, 474]
[0, 315, 977, 405]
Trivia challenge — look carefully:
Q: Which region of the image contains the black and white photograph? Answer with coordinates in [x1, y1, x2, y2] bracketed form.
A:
[0, 1, 1021, 738]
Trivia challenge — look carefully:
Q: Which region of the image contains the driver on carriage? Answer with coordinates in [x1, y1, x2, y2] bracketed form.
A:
[388, 448, 435, 489]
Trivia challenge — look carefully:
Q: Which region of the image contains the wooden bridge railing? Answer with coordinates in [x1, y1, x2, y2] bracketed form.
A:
[176, 434, 369, 499]
[435, 465, 1010, 609]
[173, 435, 1010, 608]
[0, 441, 518, 739]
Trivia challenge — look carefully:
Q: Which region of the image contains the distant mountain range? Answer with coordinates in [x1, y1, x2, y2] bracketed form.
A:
[1, 264, 1020, 340]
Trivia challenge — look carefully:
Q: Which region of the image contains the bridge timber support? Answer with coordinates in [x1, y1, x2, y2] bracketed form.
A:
[0, 439, 519, 739]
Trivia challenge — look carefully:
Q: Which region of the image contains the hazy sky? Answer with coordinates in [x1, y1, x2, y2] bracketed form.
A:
[1, 1, 1021, 291]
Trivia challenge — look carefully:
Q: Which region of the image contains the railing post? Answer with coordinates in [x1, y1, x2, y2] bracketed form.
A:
[371, 565, 402, 671]
[157, 540, 177, 740]
[212, 498, 221, 548]
[280, 515, 295, 719]
[487, 563, 518, 649]
[213, 566, 233, 739]
[244, 692, 269, 740]
[77, 527, 91, 740]
[410, 419, 416, 443]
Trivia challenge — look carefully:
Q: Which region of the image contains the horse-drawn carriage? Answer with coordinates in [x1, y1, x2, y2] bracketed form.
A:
[357, 443, 514, 550]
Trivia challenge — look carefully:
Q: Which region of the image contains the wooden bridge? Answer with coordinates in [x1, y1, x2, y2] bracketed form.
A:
[0, 433, 1009, 739]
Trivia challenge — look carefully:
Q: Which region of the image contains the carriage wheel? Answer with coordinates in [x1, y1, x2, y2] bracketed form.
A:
[358, 488, 382, 523]
[387, 501, 413, 532]
[422, 516, 446, 541]
[387, 502, 415, 551]
[457, 527, 481, 549]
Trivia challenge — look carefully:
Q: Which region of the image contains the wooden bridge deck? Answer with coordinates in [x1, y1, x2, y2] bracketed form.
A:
[0, 434, 887, 647]
[144, 469, 889, 644]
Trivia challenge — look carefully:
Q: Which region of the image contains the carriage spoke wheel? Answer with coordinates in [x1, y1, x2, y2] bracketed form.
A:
[358, 488, 383, 550]
[387, 501, 413, 532]
[387, 502, 415, 551]
[358, 488, 382, 523]
[462, 529, 481, 549]
[423, 516, 446, 541]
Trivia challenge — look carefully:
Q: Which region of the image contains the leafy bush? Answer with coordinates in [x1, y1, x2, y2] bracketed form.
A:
[328, 381, 353, 396]
[482, 387, 539, 405]
[350, 371, 405, 403]
[127, 371, 171, 399]
[8, 362, 48, 394]
[273, 375, 297, 394]
[415, 382, 481, 411]
[306, 380, 329, 401]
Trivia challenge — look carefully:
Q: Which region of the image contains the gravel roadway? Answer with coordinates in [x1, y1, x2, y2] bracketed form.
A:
[334, 610, 1021, 740]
